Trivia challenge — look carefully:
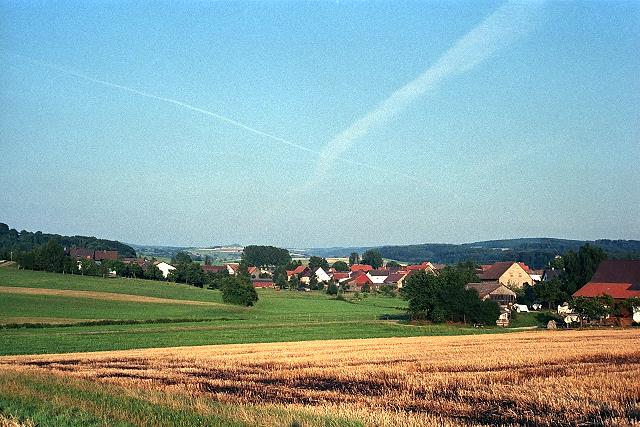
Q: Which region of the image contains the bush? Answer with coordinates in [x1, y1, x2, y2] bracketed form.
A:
[220, 277, 259, 306]
[326, 281, 338, 295]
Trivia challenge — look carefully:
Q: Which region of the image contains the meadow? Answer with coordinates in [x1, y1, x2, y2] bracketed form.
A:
[1, 329, 638, 426]
[0, 268, 506, 355]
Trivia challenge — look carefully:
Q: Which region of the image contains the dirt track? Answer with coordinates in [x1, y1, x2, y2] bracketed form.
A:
[0, 286, 223, 306]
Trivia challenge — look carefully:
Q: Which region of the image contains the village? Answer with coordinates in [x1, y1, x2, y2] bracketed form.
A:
[60, 245, 640, 328]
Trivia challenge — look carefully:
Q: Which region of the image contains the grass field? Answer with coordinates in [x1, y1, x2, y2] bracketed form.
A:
[0, 268, 509, 355]
[1, 329, 638, 426]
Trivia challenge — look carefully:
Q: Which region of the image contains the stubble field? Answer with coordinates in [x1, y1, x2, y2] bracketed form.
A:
[1, 329, 639, 426]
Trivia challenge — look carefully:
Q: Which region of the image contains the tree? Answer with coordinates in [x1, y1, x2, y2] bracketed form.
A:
[361, 249, 383, 269]
[144, 263, 164, 281]
[326, 280, 338, 295]
[561, 244, 607, 295]
[275, 273, 287, 289]
[386, 260, 402, 268]
[220, 276, 258, 306]
[308, 256, 329, 272]
[204, 255, 211, 266]
[289, 275, 300, 290]
[534, 278, 567, 309]
[570, 296, 613, 325]
[242, 245, 291, 267]
[308, 274, 319, 291]
[401, 266, 497, 324]
[332, 261, 349, 272]
[285, 259, 302, 270]
[348, 252, 360, 266]
[172, 252, 193, 265]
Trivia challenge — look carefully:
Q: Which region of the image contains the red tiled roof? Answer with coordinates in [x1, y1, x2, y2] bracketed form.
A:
[405, 262, 433, 271]
[292, 265, 307, 275]
[348, 274, 373, 285]
[350, 264, 373, 272]
[251, 279, 273, 288]
[573, 282, 640, 299]
[518, 262, 530, 272]
[202, 265, 227, 273]
[331, 272, 350, 280]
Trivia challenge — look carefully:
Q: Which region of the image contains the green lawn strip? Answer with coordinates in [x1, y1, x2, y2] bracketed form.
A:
[0, 293, 244, 321]
[0, 320, 506, 356]
[0, 269, 223, 303]
[0, 370, 362, 427]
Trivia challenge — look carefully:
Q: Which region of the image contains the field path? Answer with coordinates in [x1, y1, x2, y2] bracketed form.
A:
[0, 286, 225, 306]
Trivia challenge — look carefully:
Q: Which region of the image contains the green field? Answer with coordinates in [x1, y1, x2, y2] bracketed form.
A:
[0, 268, 512, 356]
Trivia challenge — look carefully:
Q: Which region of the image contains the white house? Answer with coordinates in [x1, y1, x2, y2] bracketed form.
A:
[155, 261, 176, 278]
[315, 267, 331, 283]
[367, 270, 389, 285]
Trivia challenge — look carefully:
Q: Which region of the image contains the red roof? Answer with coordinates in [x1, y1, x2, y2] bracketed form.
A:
[518, 262, 530, 272]
[202, 265, 227, 274]
[251, 279, 273, 288]
[292, 265, 307, 275]
[350, 264, 373, 272]
[349, 274, 373, 285]
[405, 262, 433, 271]
[94, 250, 118, 261]
[331, 272, 350, 280]
[573, 282, 640, 299]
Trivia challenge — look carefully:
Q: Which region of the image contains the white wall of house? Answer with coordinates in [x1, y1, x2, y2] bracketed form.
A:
[315, 268, 331, 283]
[367, 272, 388, 284]
[156, 262, 176, 278]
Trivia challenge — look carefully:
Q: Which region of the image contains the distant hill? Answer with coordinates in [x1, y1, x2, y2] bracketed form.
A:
[0, 223, 136, 259]
[307, 238, 640, 269]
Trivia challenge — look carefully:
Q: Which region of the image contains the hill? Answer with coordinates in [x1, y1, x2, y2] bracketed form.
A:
[308, 238, 640, 269]
[0, 223, 136, 259]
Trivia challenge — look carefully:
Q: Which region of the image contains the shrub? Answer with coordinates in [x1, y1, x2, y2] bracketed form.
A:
[221, 276, 259, 306]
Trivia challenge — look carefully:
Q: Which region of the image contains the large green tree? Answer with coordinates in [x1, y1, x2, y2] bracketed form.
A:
[220, 276, 259, 306]
[242, 245, 291, 267]
[561, 244, 607, 295]
[348, 252, 360, 266]
[308, 256, 329, 272]
[332, 261, 349, 272]
[361, 249, 383, 269]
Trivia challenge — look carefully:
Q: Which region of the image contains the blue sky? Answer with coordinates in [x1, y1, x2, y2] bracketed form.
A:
[1, 1, 638, 247]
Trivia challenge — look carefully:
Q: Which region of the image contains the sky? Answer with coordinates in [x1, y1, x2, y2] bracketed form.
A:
[1, 1, 639, 248]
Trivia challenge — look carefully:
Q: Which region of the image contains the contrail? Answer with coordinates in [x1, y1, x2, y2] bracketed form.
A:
[312, 1, 544, 183]
[5, 51, 415, 180]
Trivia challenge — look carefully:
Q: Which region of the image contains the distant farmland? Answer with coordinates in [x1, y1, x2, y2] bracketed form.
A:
[1, 329, 638, 426]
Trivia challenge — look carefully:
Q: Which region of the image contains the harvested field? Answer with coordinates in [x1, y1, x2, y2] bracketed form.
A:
[0, 286, 224, 306]
[1, 329, 639, 426]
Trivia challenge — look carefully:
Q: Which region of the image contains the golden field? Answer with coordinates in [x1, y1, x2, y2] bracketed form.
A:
[1, 329, 639, 426]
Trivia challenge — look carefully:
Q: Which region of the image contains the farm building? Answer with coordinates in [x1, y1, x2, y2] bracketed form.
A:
[478, 262, 532, 288]
[466, 282, 517, 306]
[573, 260, 640, 300]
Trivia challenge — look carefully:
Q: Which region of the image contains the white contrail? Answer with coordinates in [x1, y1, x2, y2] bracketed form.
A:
[312, 1, 544, 183]
[6, 51, 415, 181]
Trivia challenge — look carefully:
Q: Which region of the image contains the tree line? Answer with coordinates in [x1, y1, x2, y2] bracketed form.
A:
[0, 223, 137, 259]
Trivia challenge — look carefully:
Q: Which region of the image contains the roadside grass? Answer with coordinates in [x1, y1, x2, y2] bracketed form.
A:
[508, 310, 562, 328]
[0, 370, 362, 427]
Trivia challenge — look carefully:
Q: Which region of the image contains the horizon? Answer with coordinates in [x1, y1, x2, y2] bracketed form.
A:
[1, 1, 639, 247]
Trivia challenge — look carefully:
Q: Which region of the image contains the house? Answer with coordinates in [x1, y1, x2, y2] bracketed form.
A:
[251, 278, 274, 288]
[404, 262, 437, 273]
[314, 267, 331, 283]
[286, 265, 308, 280]
[202, 265, 227, 275]
[155, 261, 176, 278]
[466, 282, 517, 306]
[478, 262, 533, 288]
[69, 247, 95, 260]
[529, 269, 543, 283]
[367, 269, 389, 285]
[542, 269, 561, 282]
[573, 260, 640, 300]
[94, 250, 118, 261]
[350, 264, 373, 273]
[331, 272, 350, 283]
[345, 273, 373, 291]
[383, 272, 406, 287]
[225, 263, 239, 276]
